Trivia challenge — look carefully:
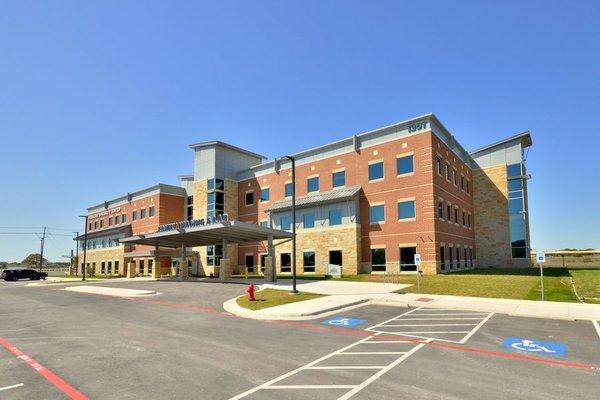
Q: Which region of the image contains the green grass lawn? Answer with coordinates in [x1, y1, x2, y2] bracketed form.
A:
[236, 288, 326, 311]
[338, 267, 600, 304]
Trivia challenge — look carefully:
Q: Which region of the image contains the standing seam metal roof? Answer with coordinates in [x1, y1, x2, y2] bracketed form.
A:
[265, 185, 362, 212]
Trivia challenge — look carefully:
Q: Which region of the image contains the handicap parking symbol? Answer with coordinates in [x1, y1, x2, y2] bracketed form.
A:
[502, 337, 567, 357]
[322, 316, 366, 328]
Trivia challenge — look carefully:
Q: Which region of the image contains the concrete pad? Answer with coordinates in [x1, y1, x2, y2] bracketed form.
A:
[62, 286, 159, 297]
[262, 280, 409, 295]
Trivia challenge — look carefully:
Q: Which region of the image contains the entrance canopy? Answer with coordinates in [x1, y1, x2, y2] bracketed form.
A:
[119, 220, 292, 248]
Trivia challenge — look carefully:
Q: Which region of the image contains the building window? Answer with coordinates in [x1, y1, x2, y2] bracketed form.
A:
[99, 220, 103, 228]
[370, 204, 385, 224]
[140, 208, 146, 219]
[139, 259, 145, 275]
[122, 214, 127, 223]
[280, 253, 291, 272]
[285, 182, 293, 197]
[148, 260, 153, 274]
[89, 222, 92, 231]
[260, 188, 270, 202]
[115, 261, 119, 274]
[303, 212, 315, 229]
[468, 214, 471, 228]
[371, 248, 386, 272]
[332, 171, 345, 188]
[259, 220, 269, 228]
[368, 162, 384, 181]
[307, 177, 319, 193]
[400, 246, 417, 271]
[464, 248, 468, 267]
[115, 215, 120, 225]
[396, 155, 414, 175]
[132, 210, 138, 221]
[447, 204, 451, 221]
[329, 250, 342, 266]
[207, 245, 223, 266]
[329, 209, 342, 226]
[149, 206, 155, 217]
[245, 191, 254, 206]
[454, 207, 459, 223]
[452, 169, 457, 186]
[466, 180, 470, 194]
[462, 211, 466, 226]
[445, 163, 451, 180]
[440, 245, 446, 271]
[303, 251, 315, 273]
[207, 179, 225, 217]
[508, 163, 527, 258]
[280, 216, 292, 231]
[101, 262, 105, 274]
[436, 156, 442, 175]
[108, 217, 113, 226]
[460, 175, 465, 190]
[438, 201, 444, 219]
[186, 196, 194, 221]
[398, 200, 416, 220]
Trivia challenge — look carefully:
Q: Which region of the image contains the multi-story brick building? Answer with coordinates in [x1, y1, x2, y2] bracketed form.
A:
[77, 114, 532, 277]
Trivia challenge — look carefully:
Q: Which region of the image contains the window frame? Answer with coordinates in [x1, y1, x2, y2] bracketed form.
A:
[397, 199, 416, 221]
[396, 153, 414, 176]
[368, 160, 384, 182]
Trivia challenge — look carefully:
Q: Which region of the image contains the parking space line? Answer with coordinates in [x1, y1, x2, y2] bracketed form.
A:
[0, 337, 88, 400]
[592, 320, 600, 339]
[339, 352, 407, 355]
[0, 383, 24, 392]
[394, 317, 486, 320]
[307, 366, 386, 370]
[362, 340, 415, 344]
[382, 323, 478, 327]
[265, 385, 357, 390]
[459, 312, 494, 344]
[403, 313, 489, 316]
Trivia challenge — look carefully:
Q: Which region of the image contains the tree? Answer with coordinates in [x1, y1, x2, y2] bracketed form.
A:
[21, 253, 47, 266]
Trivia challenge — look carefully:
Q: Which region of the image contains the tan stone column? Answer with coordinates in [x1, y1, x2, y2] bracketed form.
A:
[152, 257, 161, 279]
[219, 258, 231, 281]
[126, 261, 135, 278]
[263, 256, 273, 283]
[179, 244, 189, 281]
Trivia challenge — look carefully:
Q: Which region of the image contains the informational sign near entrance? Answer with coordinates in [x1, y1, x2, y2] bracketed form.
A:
[502, 337, 567, 357]
[158, 213, 230, 232]
[536, 252, 546, 263]
[322, 317, 366, 328]
[414, 254, 421, 266]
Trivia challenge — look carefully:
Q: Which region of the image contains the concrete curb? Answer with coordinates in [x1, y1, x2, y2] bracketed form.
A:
[223, 295, 369, 321]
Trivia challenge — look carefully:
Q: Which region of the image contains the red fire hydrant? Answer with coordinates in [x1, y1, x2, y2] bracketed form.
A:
[247, 283, 256, 301]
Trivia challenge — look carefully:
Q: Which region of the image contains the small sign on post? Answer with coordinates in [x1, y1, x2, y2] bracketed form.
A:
[537, 251, 546, 301]
[414, 254, 422, 292]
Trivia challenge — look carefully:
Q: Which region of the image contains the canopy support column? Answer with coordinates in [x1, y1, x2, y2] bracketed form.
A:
[179, 243, 188, 281]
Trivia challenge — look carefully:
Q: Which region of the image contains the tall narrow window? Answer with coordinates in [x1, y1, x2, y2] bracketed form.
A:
[438, 201, 444, 219]
[140, 208, 146, 219]
[303, 251, 315, 273]
[280, 253, 291, 272]
[245, 191, 254, 205]
[371, 248, 386, 272]
[440, 246, 446, 271]
[436, 156, 442, 175]
[260, 188, 270, 202]
[303, 212, 315, 229]
[370, 204, 385, 224]
[280, 216, 292, 231]
[307, 177, 319, 193]
[285, 182, 293, 197]
[329, 209, 342, 226]
[149, 206, 155, 217]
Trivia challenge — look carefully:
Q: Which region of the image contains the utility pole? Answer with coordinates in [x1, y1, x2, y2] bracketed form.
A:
[74, 231, 79, 276]
[79, 216, 88, 281]
[282, 155, 298, 295]
[38, 226, 46, 272]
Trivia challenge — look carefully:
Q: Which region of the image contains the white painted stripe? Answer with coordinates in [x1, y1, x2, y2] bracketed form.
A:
[459, 313, 494, 344]
[395, 317, 485, 320]
[336, 341, 430, 400]
[592, 320, 600, 340]
[385, 331, 472, 334]
[228, 334, 379, 399]
[362, 340, 417, 344]
[0, 383, 24, 392]
[365, 306, 424, 331]
[408, 313, 488, 316]
[307, 366, 386, 370]
[339, 352, 407, 355]
[381, 323, 478, 327]
[265, 385, 357, 389]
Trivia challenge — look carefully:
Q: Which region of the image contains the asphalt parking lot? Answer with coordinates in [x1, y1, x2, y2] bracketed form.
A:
[0, 279, 598, 399]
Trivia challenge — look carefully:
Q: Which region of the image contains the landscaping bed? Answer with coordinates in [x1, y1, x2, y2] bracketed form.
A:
[236, 288, 326, 311]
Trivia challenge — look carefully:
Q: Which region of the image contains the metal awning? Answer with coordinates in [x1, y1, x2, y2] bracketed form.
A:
[265, 185, 361, 213]
[119, 220, 292, 248]
[74, 225, 132, 241]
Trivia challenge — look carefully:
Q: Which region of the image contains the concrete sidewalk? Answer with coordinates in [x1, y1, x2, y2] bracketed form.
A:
[377, 293, 600, 321]
[224, 281, 600, 321]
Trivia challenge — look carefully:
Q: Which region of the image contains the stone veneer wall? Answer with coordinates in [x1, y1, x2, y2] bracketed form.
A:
[79, 247, 125, 275]
[473, 164, 512, 267]
[272, 224, 361, 275]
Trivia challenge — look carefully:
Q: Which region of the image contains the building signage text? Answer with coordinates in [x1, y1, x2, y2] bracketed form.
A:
[158, 213, 230, 232]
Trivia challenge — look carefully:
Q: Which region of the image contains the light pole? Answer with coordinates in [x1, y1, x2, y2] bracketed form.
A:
[79, 215, 88, 281]
[73, 231, 79, 276]
[281, 155, 298, 295]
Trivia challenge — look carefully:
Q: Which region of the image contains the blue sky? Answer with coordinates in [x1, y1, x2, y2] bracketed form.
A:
[1, 0, 598, 262]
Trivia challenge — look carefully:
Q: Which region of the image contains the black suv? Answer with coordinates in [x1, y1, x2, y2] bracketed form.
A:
[1, 269, 47, 281]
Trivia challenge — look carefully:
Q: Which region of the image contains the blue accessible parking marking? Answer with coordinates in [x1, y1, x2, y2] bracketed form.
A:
[322, 316, 366, 328]
[502, 337, 567, 357]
